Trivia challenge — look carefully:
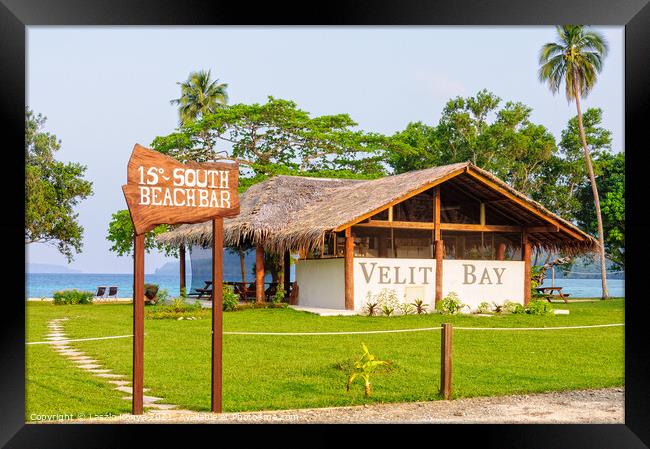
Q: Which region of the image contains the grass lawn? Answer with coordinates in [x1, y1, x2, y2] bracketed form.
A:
[25, 299, 624, 420]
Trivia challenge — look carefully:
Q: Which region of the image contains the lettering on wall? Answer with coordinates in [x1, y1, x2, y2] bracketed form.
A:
[359, 262, 434, 285]
[462, 264, 506, 285]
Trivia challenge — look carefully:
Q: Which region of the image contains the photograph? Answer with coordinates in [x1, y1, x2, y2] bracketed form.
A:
[23, 24, 627, 426]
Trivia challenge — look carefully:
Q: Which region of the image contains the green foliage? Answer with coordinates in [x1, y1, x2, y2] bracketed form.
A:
[233, 302, 288, 311]
[272, 285, 285, 304]
[397, 302, 414, 316]
[25, 108, 93, 262]
[222, 284, 239, 311]
[106, 210, 176, 257]
[52, 289, 94, 305]
[538, 25, 608, 102]
[157, 289, 170, 303]
[381, 304, 395, 317]
[476, 302, 492, 314]
[438, 292, 468, 315]
[170, 69, 228, 125]
[345, 343, 391, 397]
[143, 284, 159, 305]
[145, 297, 207, 320]
[180, 286, 187, 299]
[152, 96, 389, 180]
[512, 300, 553, 316]
[576, 151, 625, 269]
[411, 299, 428, 315]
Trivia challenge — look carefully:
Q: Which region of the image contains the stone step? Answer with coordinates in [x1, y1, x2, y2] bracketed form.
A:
[107, 380, 131, 386]
[77, 364, 102, 369]
[122, 395, 164, 404]
[95, 373, 126, 379]
[114, 386, 150, 394]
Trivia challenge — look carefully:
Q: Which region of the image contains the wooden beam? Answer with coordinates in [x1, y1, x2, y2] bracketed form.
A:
[333, 167, 467, 232]
[496, 242, 506, 261]
[132, 233, 145, 415]
[525, 225, 560, 233]
[179, 244, 186, 294]
[283, 251, 291, 299]
[344, 228, 354, 310]
[356, 220, 434, 230]
[211, 217, 223, 413]
[440, 223, 522, 232]
[435, 239, 443, 307]
[440, 323, 453, 400]
[480, 203, 485, 226]
[465, 168, 584, 241]
[522, 232, 531, 306]
[255, 245, 265, 304]
[388, 206, 393, 222]
[434, 187, 441, 241]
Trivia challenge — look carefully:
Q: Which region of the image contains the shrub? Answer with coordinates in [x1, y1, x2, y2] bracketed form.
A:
[511, 300, 553, 315]
[476, 301, 491, 314]
[397, 302, 414, 315]
[381, 304, 395, 317]
[179, 286, 187, 299]
[438, 292, 468, 315]
[145, 296, 206, 319]
[53, 289, 94, 305]
[234, 302, 288, 311]
[144, 284, 159, 305]
[411, 298, 428, 315]
[157, 288, 170, 304]
[222, 284, 239, 311]
[492, 300, 517, 314]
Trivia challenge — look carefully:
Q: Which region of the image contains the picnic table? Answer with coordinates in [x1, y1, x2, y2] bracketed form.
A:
[535, 286, 571, 303]
[190, 281, 285, 301]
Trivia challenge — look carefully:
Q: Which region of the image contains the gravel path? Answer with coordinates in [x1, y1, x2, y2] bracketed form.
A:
[57, 387, 623, 424]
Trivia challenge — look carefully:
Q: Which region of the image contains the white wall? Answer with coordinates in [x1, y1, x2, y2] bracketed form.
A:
[354, 257, 437, 311]
[295, 258, 345, 309]
[442, 260, 524, 311]
[295, 257, 525, 312]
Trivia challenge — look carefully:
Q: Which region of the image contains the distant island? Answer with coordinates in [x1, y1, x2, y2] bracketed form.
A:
[27, 263, 82, 274]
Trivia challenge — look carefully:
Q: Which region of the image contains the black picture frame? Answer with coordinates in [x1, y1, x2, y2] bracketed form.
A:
[3, 0, 649, 447]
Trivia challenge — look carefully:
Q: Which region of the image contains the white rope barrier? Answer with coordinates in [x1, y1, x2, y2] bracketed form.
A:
[26, 323, 624, 343]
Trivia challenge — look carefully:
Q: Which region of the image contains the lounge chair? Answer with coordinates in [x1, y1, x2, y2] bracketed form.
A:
[94, 286, 107, 298]
[106, 286, 118, 299]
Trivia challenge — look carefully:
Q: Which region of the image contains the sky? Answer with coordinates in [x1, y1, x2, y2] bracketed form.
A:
[26, 26, 624, 274]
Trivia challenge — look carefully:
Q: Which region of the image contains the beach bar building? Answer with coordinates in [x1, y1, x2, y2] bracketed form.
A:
[158, 162, 598, 312]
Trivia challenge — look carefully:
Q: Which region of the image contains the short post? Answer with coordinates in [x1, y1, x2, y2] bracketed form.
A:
[132, 233, 145, 415]
[212, 217, 224, 413]
[440, 323, 453, 400]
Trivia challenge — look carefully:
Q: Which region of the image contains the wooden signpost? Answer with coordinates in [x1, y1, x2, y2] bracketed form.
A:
[122, 144, 239, 414]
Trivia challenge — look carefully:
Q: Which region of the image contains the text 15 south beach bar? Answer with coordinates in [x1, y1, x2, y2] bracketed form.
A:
[157, 161, 598, 312]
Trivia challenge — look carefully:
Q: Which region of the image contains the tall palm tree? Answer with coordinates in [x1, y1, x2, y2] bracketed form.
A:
[170, 69, 228, 125]
[538, 25, 609, 299]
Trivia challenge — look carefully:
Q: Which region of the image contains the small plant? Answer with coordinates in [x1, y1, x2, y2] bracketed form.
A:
[381, 304, 395, 317]
[365, 301, 379, 317]
[346, 343, 391, 397]
[438, 292, 468, 315]
[397, 302, 414, 316]
[222, 284, 239, 311]
[476, 301, 491, 314]
[53, 289, 94, 305]
[492, 300, 517, 314]
[411, 299, 428, 315]
[179, 286, 187, 299]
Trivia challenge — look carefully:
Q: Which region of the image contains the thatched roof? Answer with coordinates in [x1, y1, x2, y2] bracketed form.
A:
[157, 162, 599, 255]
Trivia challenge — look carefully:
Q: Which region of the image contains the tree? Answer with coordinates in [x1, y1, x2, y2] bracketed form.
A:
[25, 108, 93, 262]
[538, 25, 609, 299]
[575, 152, 624, 270]
[106, 210, 176, 257]
[388, 90, 557, 198]
[170, 69, 228, 125]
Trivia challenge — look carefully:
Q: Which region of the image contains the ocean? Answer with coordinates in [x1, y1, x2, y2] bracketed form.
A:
[26, 273, 624, 299]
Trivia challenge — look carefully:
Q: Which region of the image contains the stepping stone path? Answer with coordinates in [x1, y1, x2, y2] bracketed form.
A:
[46, 317, 188, 416]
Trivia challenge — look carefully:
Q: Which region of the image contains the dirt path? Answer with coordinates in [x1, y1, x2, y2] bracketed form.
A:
[55, 387, 623, 424]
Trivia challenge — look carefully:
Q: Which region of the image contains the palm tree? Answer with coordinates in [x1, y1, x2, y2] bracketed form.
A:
[538, 25, 609, 299]
[170, 69, 228, 125]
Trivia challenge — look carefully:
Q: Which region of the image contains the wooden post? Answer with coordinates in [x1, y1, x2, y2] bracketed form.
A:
[435, 239, 444, 308]
[344, 228, 354, 310]
[179, 244, 186, 294]
[211, 217, 223, 413]
[283, 251, 291, 299]
[433, 187, 443, 308]
[256, 244, 265, 304]
[522, 232, 532, 306]
[440, 323, 453, 400]
[132, 233, 145, 415]
[496, 242, 506, 261]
